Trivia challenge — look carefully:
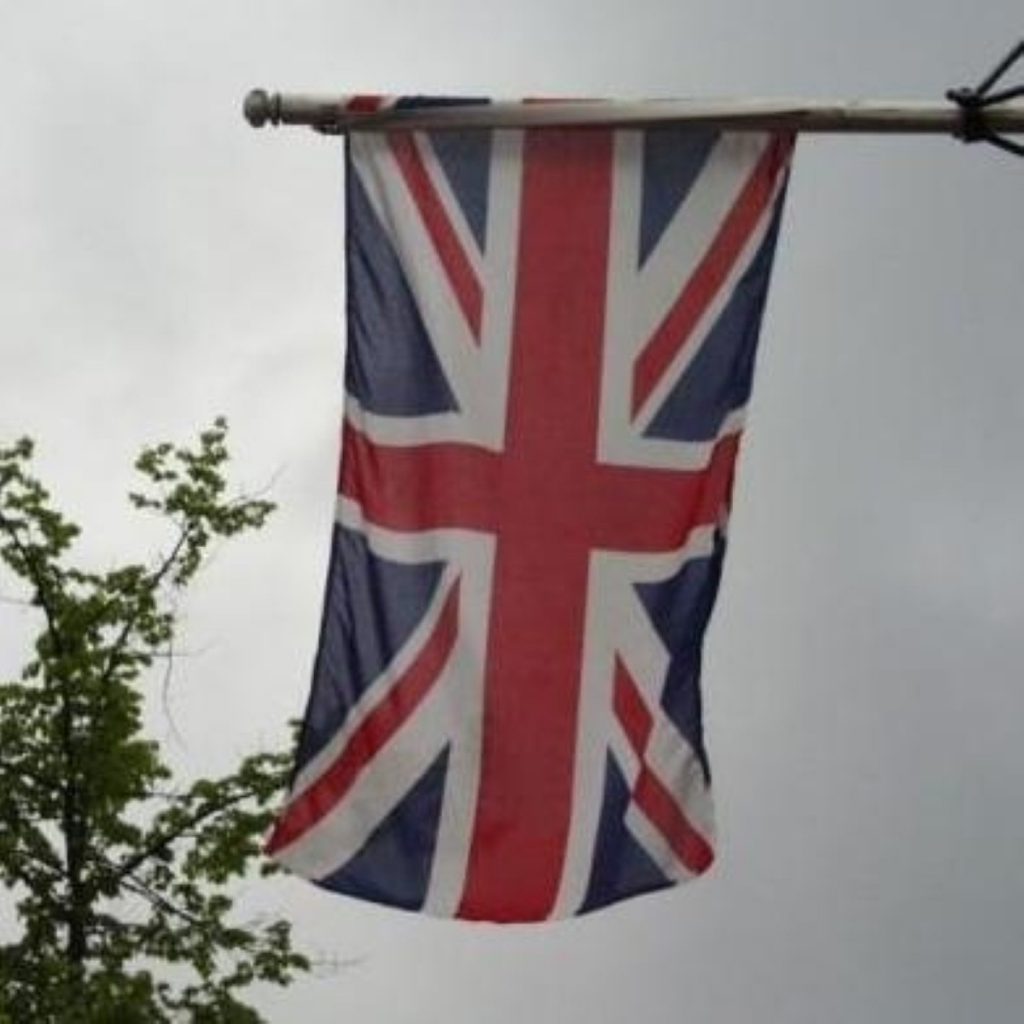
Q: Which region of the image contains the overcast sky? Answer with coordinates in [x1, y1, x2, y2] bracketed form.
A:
[2, 2, 1023, 1021]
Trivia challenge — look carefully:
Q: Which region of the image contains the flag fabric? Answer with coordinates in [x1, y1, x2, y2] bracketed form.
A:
[267, 96, 795, 922]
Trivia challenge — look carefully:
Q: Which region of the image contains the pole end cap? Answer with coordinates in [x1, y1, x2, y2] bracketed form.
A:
[244, 89, 274, 127]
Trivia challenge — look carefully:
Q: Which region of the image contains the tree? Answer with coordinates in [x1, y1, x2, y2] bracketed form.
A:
[0, 420, 309, 1021]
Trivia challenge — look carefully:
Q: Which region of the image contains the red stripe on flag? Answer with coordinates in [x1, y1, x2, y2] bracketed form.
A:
[266, 578, 461, 856]
[588, 431, 740, 552]
[346, 95, 388, 113]
[632, 137, 791, 418]
[614, 659, 714, 876]
[633, 767, 714, 875]
[340, 420, 501, 531]
[389, 133, 484, 342]
[613, 656, 654, 752]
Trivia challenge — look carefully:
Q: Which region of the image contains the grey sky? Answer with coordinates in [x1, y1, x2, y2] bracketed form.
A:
[2, 2, 1023, 1021]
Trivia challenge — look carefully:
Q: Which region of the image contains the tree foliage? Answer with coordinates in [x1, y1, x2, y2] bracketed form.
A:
[0, 420, 308, 1020]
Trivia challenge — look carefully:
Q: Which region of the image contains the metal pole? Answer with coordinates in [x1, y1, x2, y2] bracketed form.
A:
[243, 90, 1024, 137]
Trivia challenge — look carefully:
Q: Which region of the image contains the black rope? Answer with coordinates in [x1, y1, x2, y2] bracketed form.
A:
[947, 39, 1024, 157]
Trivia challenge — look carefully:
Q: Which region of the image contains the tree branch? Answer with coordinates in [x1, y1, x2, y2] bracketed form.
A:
[0, 510, 68, 662]
[95, 523, 190, 690]
[119, 872, 207, 931]
[110, 782, 272, 883]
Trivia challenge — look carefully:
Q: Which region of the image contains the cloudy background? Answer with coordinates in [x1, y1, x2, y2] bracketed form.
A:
[2, 2, 1023, 1020]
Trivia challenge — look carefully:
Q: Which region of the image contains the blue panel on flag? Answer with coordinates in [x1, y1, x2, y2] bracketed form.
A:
[346, 162, 459, 416]
[635, 531, 729, 783]
[644, 202, 785, 442]
[581, 755, 673, 913]
[639, 128, 719, 267]
[295, 525, 446, 769]
[317, 748, 450, 911]
[428, 131, 491, 250]
[394, 96, 489, 110]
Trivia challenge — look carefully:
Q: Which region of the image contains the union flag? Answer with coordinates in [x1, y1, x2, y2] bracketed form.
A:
[268, 97, 794, 922]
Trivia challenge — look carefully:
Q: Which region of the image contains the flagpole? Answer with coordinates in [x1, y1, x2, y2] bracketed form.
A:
[243, 92, 1024, 136]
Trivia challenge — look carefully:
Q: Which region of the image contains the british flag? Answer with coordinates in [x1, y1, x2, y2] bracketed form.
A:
[267, 97, 794, 922]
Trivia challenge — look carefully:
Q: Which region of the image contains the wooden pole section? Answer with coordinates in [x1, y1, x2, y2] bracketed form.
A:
[243, 90, 1024, 137]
